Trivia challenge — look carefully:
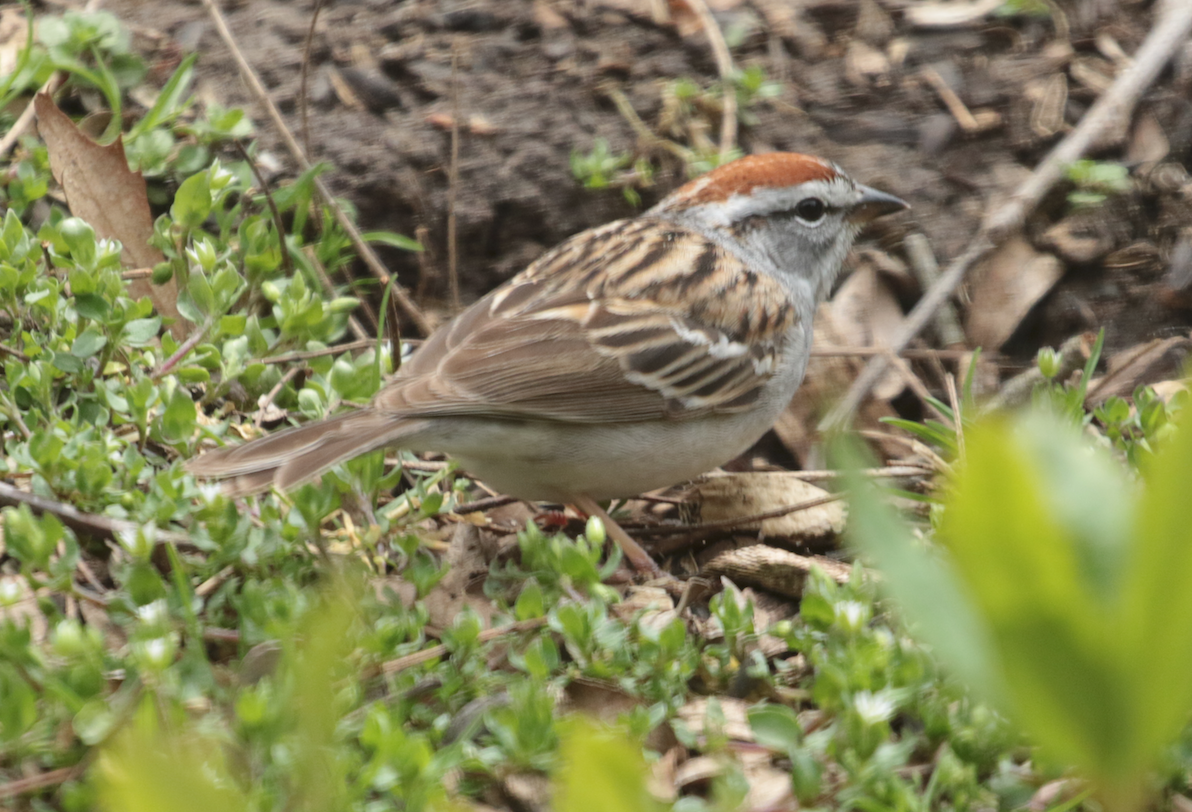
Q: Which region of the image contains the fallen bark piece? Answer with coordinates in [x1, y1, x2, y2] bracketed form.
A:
[691, 472, 846, 544]
[702, 545, 852, 600]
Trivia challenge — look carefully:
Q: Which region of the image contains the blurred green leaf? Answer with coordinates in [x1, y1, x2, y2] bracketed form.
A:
[555, 718, 661, 812]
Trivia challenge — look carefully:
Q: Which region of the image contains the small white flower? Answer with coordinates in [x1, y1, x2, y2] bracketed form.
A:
[0, 578, 22, 606]
[198, 482, 224, 504]
[117, 522, 156, 559]
[136, 599, 169, 627]
[209, 159, 235, 190]
[853, 690, 896, 726]
[834, 600, 870, 633]
[138, 634, 178, 670]
[143, 638, 169, 665]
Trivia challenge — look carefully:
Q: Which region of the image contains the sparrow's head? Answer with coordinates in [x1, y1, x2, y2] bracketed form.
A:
[651, 153, 907, 301]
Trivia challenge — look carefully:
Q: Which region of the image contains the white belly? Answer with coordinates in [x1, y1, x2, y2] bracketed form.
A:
[403, 399, 787, 503]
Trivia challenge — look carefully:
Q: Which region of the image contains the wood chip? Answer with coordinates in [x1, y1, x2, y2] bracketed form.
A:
[904, 0, 1002, 29]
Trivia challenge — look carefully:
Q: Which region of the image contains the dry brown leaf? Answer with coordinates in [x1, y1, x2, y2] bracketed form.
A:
[966, 235, 1064, 350]
[1128, 111, 1170, 168]
[421, 522, 498, 630]
[677, 696, 752, 742]
[690, 472, 845, 544]
[34, 93, 183, 336]
[673, 755, 724, 789]
[501, 772, 551, 812]
[649, 746, 683, 802]
[0, 7, 30, 77]
[1150, 379, 1188, 402]
[614, 584, 678, 634]
[744, 762, 795, 811]
[562, 678, 642, 721]
[744, 587, 797, 657]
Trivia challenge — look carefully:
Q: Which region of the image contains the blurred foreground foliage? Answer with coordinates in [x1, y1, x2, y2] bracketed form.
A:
[1, 7, 1191, 812]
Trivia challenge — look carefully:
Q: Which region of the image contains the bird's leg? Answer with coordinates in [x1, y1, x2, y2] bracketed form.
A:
[572, 494, 661, 576]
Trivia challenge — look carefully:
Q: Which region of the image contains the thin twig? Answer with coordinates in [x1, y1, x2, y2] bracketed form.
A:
[883, 348, 952, 425]
[945, 373, 965, 460]
[859, 430, 950, 472]
[233, 139, 295, 279]
[0, 765, 86, 800]
[599, 82, 694, 162]
[821, 0, 1192, 431]
[260, 338, 382, 365]
[0, 480, 198, 551]
[299, 0, 325, 161]
[255, 365, 304, 429]
[452, 494, 519, 514]
[904, 233, 966, 347]
[447, 40, 462, 313]
[151, 314, 213, 379]
[810, 346, 976, 360]
[0, 342, 31, 363]
[197, 0, 431, 336]
[782, 465, 933, 482]
[380, 617, 549, 675]
[574, 494, 662, 575]
[684, 0, 737, 161]
[303, 245, 372, 339]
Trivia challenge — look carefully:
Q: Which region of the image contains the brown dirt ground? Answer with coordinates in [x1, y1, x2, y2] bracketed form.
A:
[104, 0, 1192, 433]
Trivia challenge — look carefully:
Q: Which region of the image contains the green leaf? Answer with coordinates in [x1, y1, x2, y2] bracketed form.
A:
[160, 387, 196, 441]
[362, 230, 424, 252]
[1121, 405, 1192, 772]
[122, 317, 161, 345]
[0, 665, 37, 740]
[127, 52, 197, 140]
[71, 327, 107, 359]
[515, 580, 545, 620]
[747, 702, 802, 752]
[939, 417, 1132, 776]
[555, 719, 661, 812]
[218, 314, 246, 336]
[74, 293, 110, 321]
[52, 351, 84, 373]
[97, 726, 250, 812]
[838, 438, 1001, 704]
[171, 171, 212, 229]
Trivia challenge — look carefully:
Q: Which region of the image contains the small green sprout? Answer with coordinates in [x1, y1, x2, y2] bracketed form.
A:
[1065, 159, 1131, 208]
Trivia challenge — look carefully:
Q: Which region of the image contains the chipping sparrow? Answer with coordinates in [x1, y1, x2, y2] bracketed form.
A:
[187, 152, 906, 572]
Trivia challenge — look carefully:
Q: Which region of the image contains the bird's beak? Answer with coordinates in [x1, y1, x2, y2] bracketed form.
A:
[849, 185, 909, 224]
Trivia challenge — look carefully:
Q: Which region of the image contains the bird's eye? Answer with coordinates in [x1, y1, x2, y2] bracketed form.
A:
[794, 197, 826, 223]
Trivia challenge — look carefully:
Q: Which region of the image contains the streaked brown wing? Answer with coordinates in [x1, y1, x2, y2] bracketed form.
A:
[376, 218, 798, 423]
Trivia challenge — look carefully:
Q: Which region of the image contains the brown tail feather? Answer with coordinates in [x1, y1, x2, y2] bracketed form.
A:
[187, 409, 419, 495]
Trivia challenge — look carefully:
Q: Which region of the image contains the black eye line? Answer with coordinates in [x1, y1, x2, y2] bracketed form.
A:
[775, 202, 837, 221]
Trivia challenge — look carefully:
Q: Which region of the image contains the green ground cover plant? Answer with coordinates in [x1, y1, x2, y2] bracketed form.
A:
[1, 8, 1191, 812]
